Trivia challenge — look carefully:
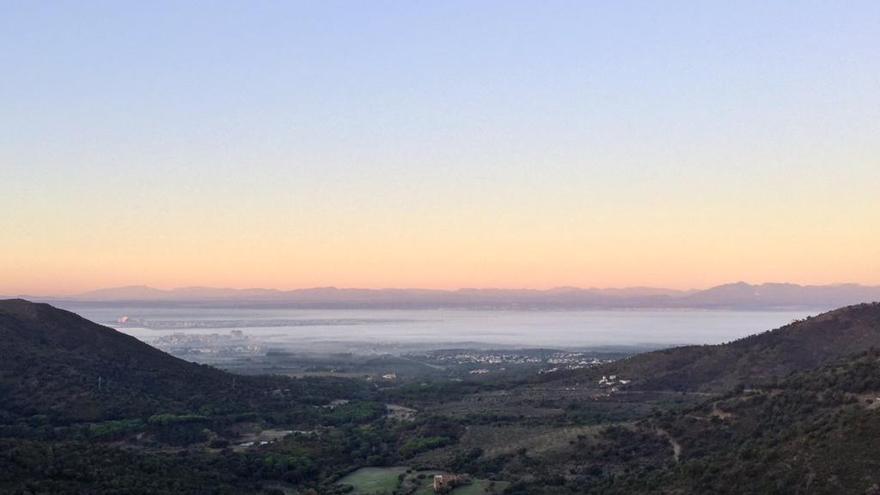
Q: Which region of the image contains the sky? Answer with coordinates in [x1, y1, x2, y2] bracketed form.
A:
[1, 1, 879, 295]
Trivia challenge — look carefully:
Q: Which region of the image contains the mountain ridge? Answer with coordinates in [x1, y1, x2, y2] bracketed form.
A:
[23, 282, 880, 309]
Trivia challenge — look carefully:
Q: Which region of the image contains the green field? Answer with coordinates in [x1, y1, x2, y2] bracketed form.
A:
[337, 467, 408, 494]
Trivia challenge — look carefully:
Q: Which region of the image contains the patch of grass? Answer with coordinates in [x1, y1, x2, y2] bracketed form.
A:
[337, 467, 408, 494]
[88, 419, 144, 439]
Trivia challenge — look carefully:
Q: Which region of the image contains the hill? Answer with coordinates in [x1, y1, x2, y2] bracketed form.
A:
[559, 302, 880, 392]
[639, 350, 880, 494]
[0, 300, 397, 494]
[0, 299, 364, 423]
[508, 350, 880, 494]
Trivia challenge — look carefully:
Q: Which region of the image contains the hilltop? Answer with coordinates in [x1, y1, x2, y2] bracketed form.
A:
[555, 302, 880, 392]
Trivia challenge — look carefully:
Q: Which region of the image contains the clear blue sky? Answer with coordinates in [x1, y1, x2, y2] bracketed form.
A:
[2, 1, 879, 293]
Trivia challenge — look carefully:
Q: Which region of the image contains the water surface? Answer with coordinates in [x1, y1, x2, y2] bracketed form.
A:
[57, 303, 816, 352]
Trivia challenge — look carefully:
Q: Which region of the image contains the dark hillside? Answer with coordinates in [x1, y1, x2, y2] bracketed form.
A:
[0, 299, 364, 423]
[550, 302, 880, 392]
[600, 350, 880, 494]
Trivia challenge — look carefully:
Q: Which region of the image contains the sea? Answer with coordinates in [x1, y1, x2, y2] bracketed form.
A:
[54, 303, 819, 353]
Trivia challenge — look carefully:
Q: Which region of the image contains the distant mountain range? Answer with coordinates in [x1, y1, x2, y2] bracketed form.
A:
[15, 282, 880, 309]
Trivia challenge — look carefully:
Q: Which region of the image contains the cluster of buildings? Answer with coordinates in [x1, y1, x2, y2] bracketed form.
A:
[469, 368, 491, 375]
[431, 351, 544, 365]
[149, 331, 262, 357]
[597, 374, 631, 392]
[537, 355, 611, 374]
[433, 474, 469, 493]
[425, 350, 607, 366]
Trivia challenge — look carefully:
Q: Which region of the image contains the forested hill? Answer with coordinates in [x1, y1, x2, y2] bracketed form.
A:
[558, 302, 880, 392]
[517, 349, 880, 494]
[664, 349, 880, 493]
[0, 299, 364, 423]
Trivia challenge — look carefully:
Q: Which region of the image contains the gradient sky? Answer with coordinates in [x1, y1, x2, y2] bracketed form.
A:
[2, 1, 879, 295]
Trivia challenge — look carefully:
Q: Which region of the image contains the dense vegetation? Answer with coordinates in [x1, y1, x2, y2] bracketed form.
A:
[506, 350, 880, 494]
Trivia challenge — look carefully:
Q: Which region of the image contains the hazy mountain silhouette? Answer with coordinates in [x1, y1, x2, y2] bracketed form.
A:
[40, 282, 880, 309]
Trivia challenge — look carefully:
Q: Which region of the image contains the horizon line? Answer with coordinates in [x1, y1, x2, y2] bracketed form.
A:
[9, 280, 880, 299]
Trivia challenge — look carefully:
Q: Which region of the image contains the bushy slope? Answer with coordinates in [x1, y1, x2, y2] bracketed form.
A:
[604, 350, 880, 494]
[509, 350, 880, 494]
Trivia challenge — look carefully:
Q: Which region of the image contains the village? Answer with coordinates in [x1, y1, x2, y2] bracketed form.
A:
[148, 330, 263, 358]
[413, 349, 614, 373]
